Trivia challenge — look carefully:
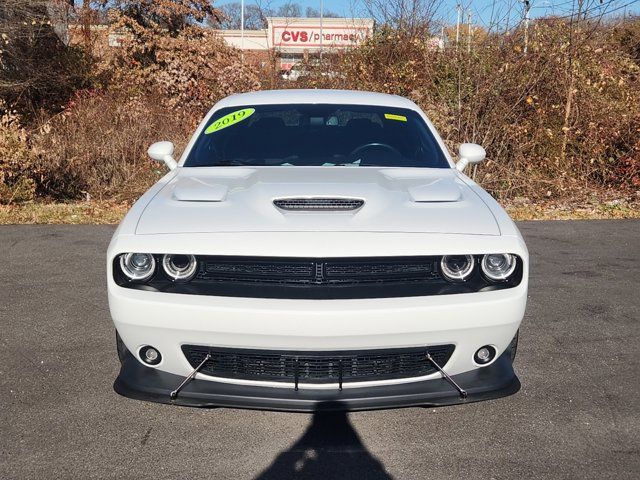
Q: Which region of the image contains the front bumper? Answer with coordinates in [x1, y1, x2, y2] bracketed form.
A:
[109, 284, 526, 383]
[114, 349, 520, 411]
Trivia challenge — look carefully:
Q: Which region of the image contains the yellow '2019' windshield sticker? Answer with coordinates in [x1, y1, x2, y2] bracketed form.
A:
[384, 113, 407, 122]
[205, 108, 255, 134]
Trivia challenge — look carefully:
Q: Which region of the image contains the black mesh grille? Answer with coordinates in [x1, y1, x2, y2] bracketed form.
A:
[181, 345, 455, 384]
[115, 255, 524, 299]
[195, 257, 440, 285]
[201, 260, 314, 281]
[326, 260, 434, 278]
[274, 198, 364, 211]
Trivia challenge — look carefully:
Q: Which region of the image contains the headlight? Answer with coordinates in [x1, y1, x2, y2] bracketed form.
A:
[162, 254, 197, 281]
[440, 255, 475, 282]
[119, 253, 155, 281]
[481, 253, 516, 281]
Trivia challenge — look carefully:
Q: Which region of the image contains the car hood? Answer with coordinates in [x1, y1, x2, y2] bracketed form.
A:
[135, 167, 500, 235]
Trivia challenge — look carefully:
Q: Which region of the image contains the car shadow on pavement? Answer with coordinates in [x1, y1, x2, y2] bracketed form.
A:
[254, 403, 392, 479]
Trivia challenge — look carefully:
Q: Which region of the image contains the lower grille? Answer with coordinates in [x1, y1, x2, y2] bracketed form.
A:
[181, 345, 455, 384]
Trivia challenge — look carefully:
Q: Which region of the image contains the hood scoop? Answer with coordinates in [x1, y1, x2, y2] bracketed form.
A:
[408, 178, 462, 203]
[274, 197, 365, 212]
[172, 178, 228, 202]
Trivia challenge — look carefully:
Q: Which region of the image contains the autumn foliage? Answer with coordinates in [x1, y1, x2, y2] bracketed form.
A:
[100, 0, 260, 114]
[0, 1, 639, 205]
[297, 20, 640, 200]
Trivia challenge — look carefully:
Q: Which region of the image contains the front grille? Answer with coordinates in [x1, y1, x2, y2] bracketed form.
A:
[195, 257, 441, 286]
[182, 345, 455, 384]
[115, 255, 524, 299]
[274, 197, 364, 211]
[325, 260, 434, 279]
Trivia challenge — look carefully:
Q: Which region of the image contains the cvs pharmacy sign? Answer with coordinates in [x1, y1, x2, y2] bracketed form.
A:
[270, 22, 371, 50]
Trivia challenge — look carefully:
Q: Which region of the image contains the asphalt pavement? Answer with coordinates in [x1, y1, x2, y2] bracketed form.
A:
[1, 221, 638, 479]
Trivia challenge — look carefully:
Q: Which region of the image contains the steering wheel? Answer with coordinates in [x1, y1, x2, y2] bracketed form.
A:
[349, 143, 402, 163]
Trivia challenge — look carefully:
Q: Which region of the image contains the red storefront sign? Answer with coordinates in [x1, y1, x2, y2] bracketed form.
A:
[272, 25, 370, 48]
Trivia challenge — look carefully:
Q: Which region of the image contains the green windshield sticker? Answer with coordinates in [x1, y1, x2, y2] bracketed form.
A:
[205, 108, 255, 134]
[384, 113, 407, 122]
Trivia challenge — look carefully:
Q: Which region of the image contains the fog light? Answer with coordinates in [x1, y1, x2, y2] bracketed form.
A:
[140, 346, 161, 365]
[474, 346, 496, 365]
[145, 349, 158, 362]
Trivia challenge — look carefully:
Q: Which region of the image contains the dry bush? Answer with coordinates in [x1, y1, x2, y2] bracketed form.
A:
[613, 15, 640, 63]
[297, 19, 640, 200]
[106, 27, 261, 118]
[2, 3, 639, 205]
[2, 0, 262, 204]
[0, 104, 36, 203]
[101, 1, 260, 119]
[32, 90, 190, 201]
[0, 0, 94, 119]
[27, 0, 263, 203]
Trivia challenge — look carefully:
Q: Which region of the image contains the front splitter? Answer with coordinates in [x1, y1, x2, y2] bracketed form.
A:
[113, 351, 520, 412]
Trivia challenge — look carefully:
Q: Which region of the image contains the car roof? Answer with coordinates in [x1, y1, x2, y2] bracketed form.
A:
[214, 89, 420, 110]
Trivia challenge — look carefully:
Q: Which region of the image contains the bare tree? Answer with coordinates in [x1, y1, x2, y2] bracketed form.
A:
[275, 2, 301, 18]
[217, 2, 267, 29]
[305, 6, 340, 18]
[100, 0, 217, 35]
[362, 0, 445, 35]
[0, 0, 90, 117]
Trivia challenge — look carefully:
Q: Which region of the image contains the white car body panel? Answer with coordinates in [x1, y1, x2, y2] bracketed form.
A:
[108, 90, 528, 407]
[109, 283, 526, 389]
[134, 167, 500, 236]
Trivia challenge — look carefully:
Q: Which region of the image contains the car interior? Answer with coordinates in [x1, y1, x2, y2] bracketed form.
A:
[186, 105, 449, 168]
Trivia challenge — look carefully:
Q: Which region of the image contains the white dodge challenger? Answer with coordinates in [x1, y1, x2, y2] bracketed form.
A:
[108, 89, 528, 411]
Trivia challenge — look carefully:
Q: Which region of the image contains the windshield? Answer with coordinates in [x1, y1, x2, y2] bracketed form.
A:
[185, 104, 450, 168]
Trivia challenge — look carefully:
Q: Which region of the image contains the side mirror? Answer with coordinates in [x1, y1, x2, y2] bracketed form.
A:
[148, 141, 177, 170]
[456, 143, 486, 172]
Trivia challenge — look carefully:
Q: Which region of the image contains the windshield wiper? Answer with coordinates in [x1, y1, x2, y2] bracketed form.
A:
[212, 160, 260, 166]
[209, 160, 384, 167]
[335, 162, 381, 167]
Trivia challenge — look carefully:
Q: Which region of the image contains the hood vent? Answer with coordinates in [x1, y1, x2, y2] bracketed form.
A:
[274, 198, 364, 211]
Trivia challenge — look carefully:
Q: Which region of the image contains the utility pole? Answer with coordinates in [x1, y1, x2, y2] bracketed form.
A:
[522, 0, 531, 54]
[455, 4, 462, 49]
[240, 0, 245, 62]
[320, 0, 324, 60]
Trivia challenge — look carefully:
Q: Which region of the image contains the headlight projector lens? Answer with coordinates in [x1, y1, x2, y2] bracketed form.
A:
[481, 253, 517, 281]
[162, 254, 197, 281]
[440, 255, 475, 282]
[120, 253, 155, 281]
